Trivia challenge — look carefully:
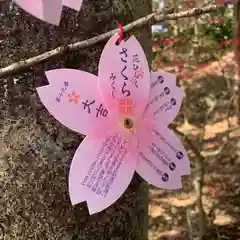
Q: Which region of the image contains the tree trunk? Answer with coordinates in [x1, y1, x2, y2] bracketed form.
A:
[0, 0, 151, 239]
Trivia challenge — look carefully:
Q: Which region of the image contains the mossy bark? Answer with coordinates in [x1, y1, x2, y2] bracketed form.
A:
[0, 0, 152, 239]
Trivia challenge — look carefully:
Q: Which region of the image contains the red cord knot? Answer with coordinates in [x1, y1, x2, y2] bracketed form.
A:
[116, 24, 124, 45]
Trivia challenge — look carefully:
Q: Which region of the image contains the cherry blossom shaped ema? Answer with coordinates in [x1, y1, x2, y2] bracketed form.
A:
[14, 0, 83, 25]
[37, 34, 191, 214]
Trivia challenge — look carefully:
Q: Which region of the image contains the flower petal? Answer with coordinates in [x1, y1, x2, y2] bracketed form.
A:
[37, 69, 112, 136]
[137, 151, 182, 189]
[14, 0, 62, 25]
[98, 34, 151, 118]
[62, 0, 83, 11]
[136, 125, 190, 189]
[69, 134, 136, 214]
[145, 71, 184, 126]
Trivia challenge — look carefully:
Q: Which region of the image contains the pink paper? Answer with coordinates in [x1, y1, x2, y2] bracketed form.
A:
[137, 151, 182, 189]
[36, 34, 190, 214]
[14, 0, 63, 25]
[69, 134, 136, 214]
[63, 0, 83, 11]
[37, 69, 113, 136]
[98, 34, 151, 119]
[136, 124, 190, 189]
[145, 71, 184, 126]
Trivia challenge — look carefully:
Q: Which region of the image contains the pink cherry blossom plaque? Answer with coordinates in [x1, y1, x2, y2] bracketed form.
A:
[14, 0, 83, 25]
[37, 34, 190, 214]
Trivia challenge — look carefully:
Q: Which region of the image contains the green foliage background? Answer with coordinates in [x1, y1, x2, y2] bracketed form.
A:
[152, 4, 234, 69]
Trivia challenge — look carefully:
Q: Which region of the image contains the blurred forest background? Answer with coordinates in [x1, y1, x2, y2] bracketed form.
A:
[149, 0, 240, 239]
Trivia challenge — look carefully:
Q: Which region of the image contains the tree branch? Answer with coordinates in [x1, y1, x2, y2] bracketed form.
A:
[171, 125, 207, 239]
[0, 4, 219, 79]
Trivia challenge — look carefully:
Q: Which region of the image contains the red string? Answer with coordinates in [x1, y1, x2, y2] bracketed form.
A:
[116, 24, 124, 45]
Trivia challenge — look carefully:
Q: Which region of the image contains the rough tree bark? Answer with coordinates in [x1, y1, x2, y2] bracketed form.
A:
[0, 0, 151, 239]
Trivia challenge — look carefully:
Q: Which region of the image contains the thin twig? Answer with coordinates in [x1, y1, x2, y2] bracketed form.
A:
[0, 4, 219, 79]
[199, 100, 217, 152]
[171, 124, 207, 239]
[197, 99, 217, 239]
[186, 209, 193, 240]
[171, 126, 203, 161]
